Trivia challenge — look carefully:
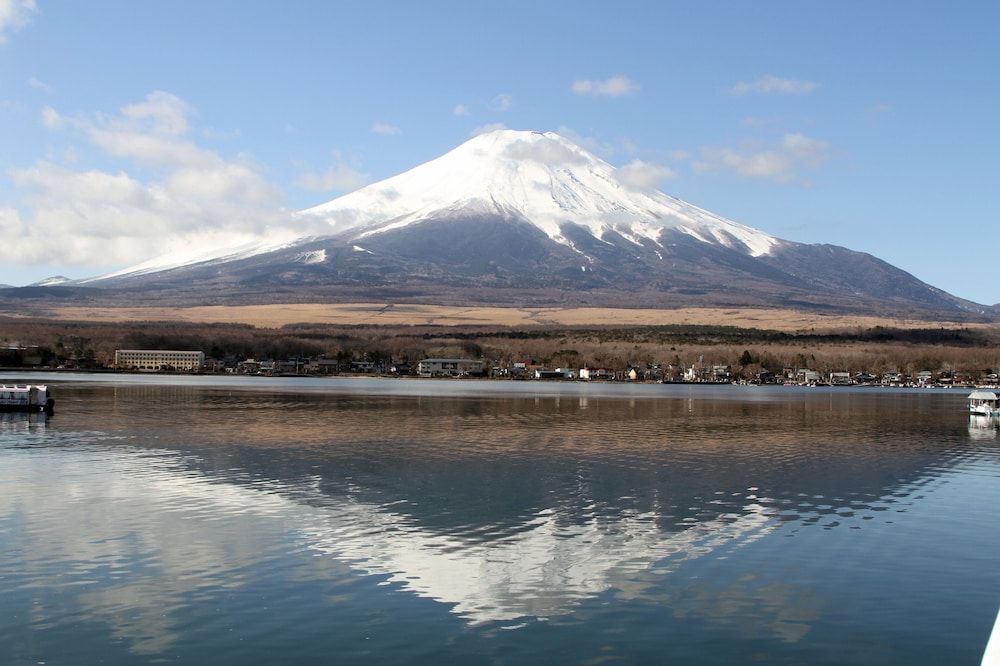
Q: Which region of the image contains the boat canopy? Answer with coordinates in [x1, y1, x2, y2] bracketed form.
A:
[968, 390, 1000, 401]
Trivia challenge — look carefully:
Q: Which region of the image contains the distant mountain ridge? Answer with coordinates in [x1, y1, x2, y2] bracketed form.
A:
[30, 275, 74, 287]
[48, 130, 995, 318]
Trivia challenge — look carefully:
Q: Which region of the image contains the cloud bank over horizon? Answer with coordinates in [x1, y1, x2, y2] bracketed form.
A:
[2, 92, 307, 271]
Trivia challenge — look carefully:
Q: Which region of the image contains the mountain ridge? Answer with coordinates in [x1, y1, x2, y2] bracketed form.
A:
[60, 129, 994, 319]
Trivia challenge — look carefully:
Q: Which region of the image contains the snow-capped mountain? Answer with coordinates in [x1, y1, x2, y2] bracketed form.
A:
[85, 130, 985, 316]
[299, 129, 782, 259]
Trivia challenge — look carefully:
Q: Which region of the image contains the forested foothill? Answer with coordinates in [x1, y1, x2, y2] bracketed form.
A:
[2, 317, 998, 382]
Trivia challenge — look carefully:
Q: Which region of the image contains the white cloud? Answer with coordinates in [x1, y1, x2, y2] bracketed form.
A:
[0, 0, 36, 43]
[490, 93, 513, 112]
[730, 75, 818, 96]
[618, 138, 639, 156]
[201, 126, 242, 140]
[370, 122, 401, 136]
[12, 163, 154, 212]
[555, 125, 643, 159]
[119, 90, 192, 135]
[570, 75, 639, 98]
[166, 162, 277, 204]
[555, 125, 611, 155]
[694, 133, 830, 185]
[3, 91, 293, 268]
[296, 164, 370, 193]
[73, 91, 217, 168]
[27, 76, 52, 93]
[469, 122, 507, 137]
[502, 138, 588, 166]
[88, 126, 213, 167]
[614, 159, 676, 190]
[3, 160, 286, 267]
[40, 105, 63, 129]
[452, 104, 470, 117]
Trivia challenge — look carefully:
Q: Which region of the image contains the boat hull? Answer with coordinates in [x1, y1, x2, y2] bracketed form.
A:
[0, 385, 54, 414]
[0, 404, 52, 413]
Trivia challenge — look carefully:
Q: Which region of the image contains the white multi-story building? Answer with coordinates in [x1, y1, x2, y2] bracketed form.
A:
[417, 358, 484, 377]
[114, 349, 205, 371]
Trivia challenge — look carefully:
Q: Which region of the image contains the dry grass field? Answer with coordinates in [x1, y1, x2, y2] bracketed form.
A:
[4, 302, 997, 376]
[44, 302, 999, 333]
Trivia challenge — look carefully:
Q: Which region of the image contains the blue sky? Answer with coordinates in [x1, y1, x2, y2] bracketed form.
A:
[1, 1, 997, 304]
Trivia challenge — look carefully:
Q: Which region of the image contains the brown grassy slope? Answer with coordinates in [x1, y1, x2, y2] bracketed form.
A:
[34, 303, 1000, 332]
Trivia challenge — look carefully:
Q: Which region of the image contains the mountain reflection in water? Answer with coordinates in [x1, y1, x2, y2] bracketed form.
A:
[0, 378, 997, 664]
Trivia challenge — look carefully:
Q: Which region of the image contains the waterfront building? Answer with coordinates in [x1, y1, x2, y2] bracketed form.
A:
[535, 369, 573, 380]
[114, 349, 205, 371]
[579, 367, 613, 380]
[796, 369, 821, 384]
[830, 372, 852, 386]
[417, 358, 485, 377]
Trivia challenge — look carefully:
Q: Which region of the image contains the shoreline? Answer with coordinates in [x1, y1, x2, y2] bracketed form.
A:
[0, 369, 985, 393]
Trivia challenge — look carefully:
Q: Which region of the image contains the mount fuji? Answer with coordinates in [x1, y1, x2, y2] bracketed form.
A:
[81, 129, 985, 316]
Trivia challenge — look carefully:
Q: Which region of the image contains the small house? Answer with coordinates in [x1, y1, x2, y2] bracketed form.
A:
[830, 372, 852, 386]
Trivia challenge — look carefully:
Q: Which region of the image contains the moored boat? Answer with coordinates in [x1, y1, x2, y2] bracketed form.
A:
[968, 390, 1000, 417]
[0, 384, 55, 413]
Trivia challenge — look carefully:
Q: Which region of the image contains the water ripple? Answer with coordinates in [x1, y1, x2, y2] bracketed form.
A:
[0, 378, 996, 664]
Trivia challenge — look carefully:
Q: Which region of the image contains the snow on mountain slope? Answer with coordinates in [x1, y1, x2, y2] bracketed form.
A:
[65, 130, 991, 316]
[84, 233, 305, 283]
[94, 129, 781, 283]
[30, 275, 75, 287]
[301, 129, 781, 257]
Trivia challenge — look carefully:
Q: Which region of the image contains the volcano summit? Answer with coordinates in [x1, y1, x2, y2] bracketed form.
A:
[84, 130, 986, 317]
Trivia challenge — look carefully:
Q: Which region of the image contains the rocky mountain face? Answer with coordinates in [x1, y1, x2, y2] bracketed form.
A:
[67, 130, 991, 318]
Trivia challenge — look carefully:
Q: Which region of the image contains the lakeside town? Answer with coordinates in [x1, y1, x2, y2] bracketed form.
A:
[3, 346, 999, 389]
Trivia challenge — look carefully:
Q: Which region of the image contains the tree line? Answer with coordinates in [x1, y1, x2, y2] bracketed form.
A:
[1, 318, 998, 375]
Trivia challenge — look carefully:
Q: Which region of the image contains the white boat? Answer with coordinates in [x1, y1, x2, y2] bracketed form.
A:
[985, 604, 1000, 666]
[0, 384, 54, 413]
[968, 390, 1000, 417]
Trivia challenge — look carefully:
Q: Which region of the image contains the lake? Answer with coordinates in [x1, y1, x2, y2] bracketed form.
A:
[1, 373, 997, 664]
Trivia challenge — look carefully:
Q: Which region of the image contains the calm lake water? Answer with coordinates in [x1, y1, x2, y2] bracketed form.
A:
[1, 373, 998, 665]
